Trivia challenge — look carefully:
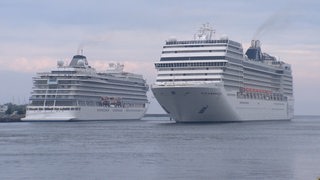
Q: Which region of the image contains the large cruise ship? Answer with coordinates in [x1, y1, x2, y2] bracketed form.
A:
[22, 54, 149, 121]
[152, 24, 294, 122]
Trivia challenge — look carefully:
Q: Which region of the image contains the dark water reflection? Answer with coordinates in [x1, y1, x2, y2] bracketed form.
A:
[1, 117, 320, 180]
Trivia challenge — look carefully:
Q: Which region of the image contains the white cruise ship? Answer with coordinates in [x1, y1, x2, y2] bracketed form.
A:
[22, 54, 149, 121]
[152, 24, 294, 122]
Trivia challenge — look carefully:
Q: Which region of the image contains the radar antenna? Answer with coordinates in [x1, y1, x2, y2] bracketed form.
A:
[194, 23, 215, 40]
[77, 48, 84, 55]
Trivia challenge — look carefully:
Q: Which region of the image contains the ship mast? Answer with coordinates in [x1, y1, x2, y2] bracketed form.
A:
[194, 23, 215, 40]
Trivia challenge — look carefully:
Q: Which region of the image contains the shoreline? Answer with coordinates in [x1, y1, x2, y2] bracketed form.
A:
[0, 115, 24, 122]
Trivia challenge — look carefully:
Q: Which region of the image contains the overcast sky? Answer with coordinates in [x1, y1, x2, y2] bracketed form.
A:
[0, 0, 319, 115]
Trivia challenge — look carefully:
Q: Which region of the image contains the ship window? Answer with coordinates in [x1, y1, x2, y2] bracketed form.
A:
[45, 101, 54, 106]
[31, 101, 44, 106]
[78, 101, 86, 106]
[160, 56, 226, 61]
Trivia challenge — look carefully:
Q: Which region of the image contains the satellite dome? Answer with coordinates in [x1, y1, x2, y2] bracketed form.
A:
[57, 60, 64, 67]
[77, 60, 85, 66]
[168, 36, 177, 42]
[220, 34, 228, 40]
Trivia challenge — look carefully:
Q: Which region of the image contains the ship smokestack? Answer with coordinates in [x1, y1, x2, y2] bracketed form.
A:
[251, 39, 261, 48]
[246, 40, 263, 61]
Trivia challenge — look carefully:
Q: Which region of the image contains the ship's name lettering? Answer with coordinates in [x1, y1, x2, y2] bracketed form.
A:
[112, 109, 123, 112]
[97, 109, 110, 112]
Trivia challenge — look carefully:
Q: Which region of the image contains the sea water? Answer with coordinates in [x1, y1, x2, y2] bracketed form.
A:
[0, 116, 320, 180]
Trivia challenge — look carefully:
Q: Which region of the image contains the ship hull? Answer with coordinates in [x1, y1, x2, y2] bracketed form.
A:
[152, 83, 293, 122]
[22, 106, 147, 121]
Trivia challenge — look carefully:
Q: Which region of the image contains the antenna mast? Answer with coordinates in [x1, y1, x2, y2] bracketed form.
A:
[194, 23, 215, 40]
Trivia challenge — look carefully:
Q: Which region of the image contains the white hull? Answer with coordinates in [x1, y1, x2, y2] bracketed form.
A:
[152, 83, 294, 122]
[22, 106, 147, 121]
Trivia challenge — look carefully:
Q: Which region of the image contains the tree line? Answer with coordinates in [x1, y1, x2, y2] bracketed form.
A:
[4, 103, 26, 115]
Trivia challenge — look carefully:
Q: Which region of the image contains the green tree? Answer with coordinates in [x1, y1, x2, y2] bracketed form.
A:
[5, 103, 14, 115]
[4, 103, 26, 115]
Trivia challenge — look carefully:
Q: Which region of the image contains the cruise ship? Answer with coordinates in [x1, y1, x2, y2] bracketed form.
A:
[152, 24, 294, 122]
[22, 54, 149, 121]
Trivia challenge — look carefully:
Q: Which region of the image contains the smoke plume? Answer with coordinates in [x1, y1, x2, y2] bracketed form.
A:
[77, 34, 110, 55]
[253, 8, 292, 39]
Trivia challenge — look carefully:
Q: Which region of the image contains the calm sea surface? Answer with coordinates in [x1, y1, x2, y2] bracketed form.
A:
[1, 116, 320, 180]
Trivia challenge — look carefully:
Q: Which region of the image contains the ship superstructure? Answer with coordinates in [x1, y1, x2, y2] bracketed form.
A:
[23, 54, 149, 121]
[152, 24, 294, 122]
